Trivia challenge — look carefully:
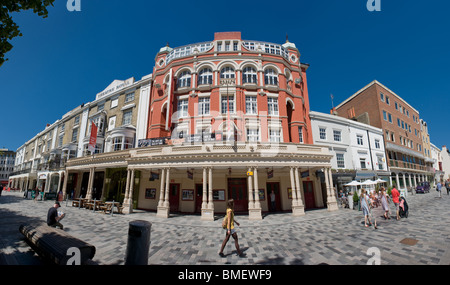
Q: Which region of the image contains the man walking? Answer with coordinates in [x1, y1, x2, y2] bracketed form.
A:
[391, 186, 400, 220]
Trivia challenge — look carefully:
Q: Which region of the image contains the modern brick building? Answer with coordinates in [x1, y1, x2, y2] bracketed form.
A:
[335, 80, 429, 193]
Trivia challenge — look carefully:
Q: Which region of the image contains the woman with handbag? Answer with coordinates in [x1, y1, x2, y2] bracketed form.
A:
[219, 199, 245, 257]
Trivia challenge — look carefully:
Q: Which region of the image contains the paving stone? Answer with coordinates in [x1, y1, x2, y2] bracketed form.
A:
[1, 191, 450, 265]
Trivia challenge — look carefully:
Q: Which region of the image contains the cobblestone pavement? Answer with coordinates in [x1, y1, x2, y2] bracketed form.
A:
[1, 190, 449, 265]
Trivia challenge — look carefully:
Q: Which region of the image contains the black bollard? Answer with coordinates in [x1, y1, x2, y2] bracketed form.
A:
[125, 220, 152, 265]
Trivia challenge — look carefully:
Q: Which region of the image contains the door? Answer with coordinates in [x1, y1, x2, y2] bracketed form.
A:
[266, 182, 281, 212]
[169, 183, 180, 212]
[80, 172, 89, 198]
[303, 181, 316, 209]
[195, 184, 203, 213]
[228, 178, 248, 213]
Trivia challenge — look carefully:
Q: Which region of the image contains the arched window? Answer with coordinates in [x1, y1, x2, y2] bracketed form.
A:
[177, 70, 191, 88]
[264, 68, 278, 86]
[198, 68, 213, 85]
[220, 66, 235, 79]
[242, 66, 257, 84]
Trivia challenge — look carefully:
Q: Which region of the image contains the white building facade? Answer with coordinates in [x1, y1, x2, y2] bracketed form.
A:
[310, 111, 390, 191]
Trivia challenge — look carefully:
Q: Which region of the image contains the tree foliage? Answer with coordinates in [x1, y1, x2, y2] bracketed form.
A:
[0, 0, 55, 67]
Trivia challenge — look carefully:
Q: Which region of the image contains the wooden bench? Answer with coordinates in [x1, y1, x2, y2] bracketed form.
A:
[100, 203, 113, 214]
[19, 223, 96, 265]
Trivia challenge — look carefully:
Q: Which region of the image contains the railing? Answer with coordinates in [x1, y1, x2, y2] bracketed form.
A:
[389, 159, 426, 171]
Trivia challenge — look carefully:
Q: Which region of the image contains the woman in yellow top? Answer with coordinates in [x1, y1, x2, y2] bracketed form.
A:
[219, 199, 245, 257]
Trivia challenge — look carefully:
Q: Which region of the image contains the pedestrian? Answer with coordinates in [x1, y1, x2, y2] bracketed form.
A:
[446, 179, 450, 195]
[437, 181, 442, 198]
[219, 199, 245, 257]
[380, 187, 390, 220]
[270, 190, 276, 212]
[360, 189, 377, 229]
[47, 201, 65, 229]
[391, 186, 401, 220]
[439, 181, 445, 198]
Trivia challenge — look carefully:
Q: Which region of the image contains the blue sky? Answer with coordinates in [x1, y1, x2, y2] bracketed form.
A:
[1, 0, 449, 151]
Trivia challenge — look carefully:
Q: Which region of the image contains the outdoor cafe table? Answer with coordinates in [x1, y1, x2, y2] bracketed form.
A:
[104, 201, 121, 214]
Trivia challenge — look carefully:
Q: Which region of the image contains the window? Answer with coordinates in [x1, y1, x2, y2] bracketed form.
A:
[383, 110, 387, 121]
[298, 126, 304, 143]
[225, 42, 230, 51]
[333, 130, 341, 142]
[177, 70, 191, 88]
[111, 97, 119, 109]
[74, 116, 80, 125]
[217, 42, 222, 51]
[198, 68, 213, 85]
[221, 95, 234, 114]
[319, 128, 326, 140]
[98, 103, 104, 111]
[71, 128, 78, 142]
[375, 139, 380, 149]
[388, 113, 392, 123]
[177, 99, 189, 118]
[58, 135, 63, 147]
[386, 96, 390, 105]
[113, 137, 123, 152]
[395, 102, 398, 110]
[380, 93, 384, 102]
[269, 129, 281, 143]
[357, 135, 363, 145]
[267, 97, 279, 116]
[360, 158, 366, 169]
[377, 156, 384, 170]
[123, 137, 134, 150]
[198, 97, 210, 116]
[264, 69, 278, 85]
[125, 92, 135, 103]
[220, 66, 235, 79]
[242, 67, 257, 84]
[336, 153, 345, 168]
[245, 96, 257, 114]
[122, 110, 133, 125]
[233, 42, 238, 51]
[247, 128, 259, 142]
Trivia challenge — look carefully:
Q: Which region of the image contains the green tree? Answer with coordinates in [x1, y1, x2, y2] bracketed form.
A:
[0, 0, 55, 67]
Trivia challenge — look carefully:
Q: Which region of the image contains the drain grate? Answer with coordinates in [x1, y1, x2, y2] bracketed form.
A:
[400, 238, 418, 246]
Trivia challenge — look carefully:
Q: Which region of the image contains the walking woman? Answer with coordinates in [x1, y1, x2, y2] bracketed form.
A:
[219, 199, 245, 257]
[380, 187, 391, 220]
[361, 189, 377, 229]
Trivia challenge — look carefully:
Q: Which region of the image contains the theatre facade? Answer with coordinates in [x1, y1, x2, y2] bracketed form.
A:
[30, 32, 338, 220]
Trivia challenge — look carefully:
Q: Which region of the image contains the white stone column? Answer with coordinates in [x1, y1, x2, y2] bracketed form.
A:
[248, 167, 254, 209]
[208, 167, 213, 210]
[86, 168, 95, 200]
[157, 168, 170, 218]
[158, 168, 166, 207]
[123, 169, 135, 214]
[292, 167, 305, 216]
[395, 173, 400, 188]
[164, 168, 170, 208]
[202, 167, 208, 209]
[325, 168, 338, 211]
[249, 167, 262, 220]
[62, 170, 69, 199]
[201, 167, 214, 221]
[289, 167, 297, 207]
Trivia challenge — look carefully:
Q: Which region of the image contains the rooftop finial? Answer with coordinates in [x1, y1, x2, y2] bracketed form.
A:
[286, 33, 289, 43]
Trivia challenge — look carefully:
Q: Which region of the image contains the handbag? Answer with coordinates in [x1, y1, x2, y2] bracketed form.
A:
[222, 216, 228, 229]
